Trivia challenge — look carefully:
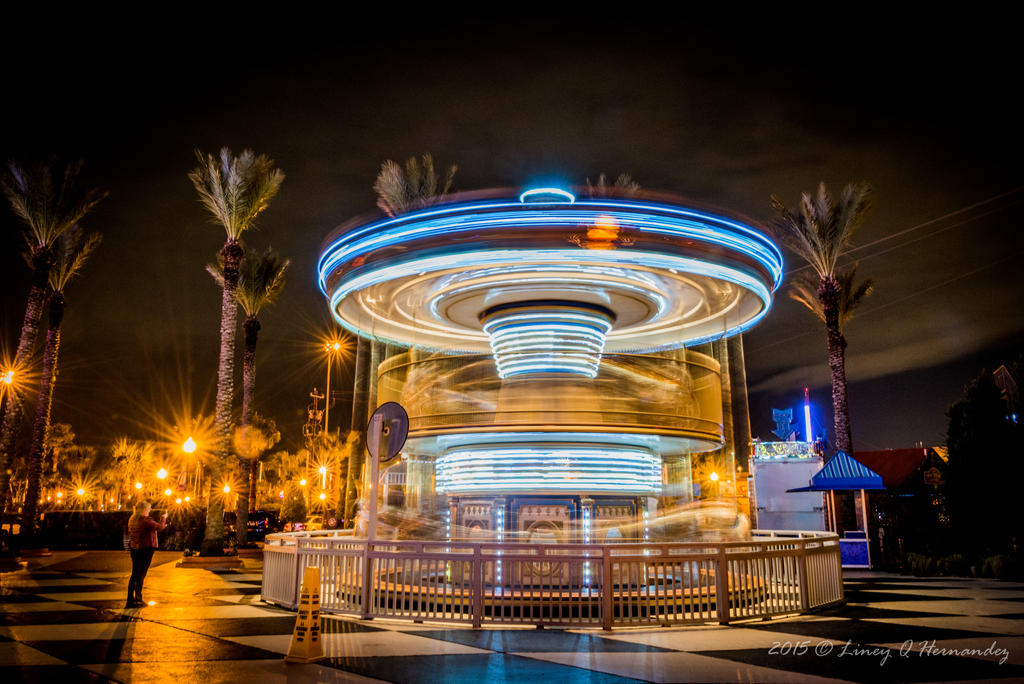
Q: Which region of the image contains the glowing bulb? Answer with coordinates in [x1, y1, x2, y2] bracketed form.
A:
[135, 481, 142, 490]
[222, 484, 230, 494]
[175, 498, 182, 504]
[56, 492, 63, 498]
[156, 468, 167, 480]
[299, 478, 307, 486]
[184, 496, 190, 502]
[77, 488, 85, 496]
[319, 492, 326, 500]
[709, 472, 719, 482]
[1, 370, 12, 384]
[318, 466, 326, 475]
[183, 437, 196, 453]
[164, 488, 172, 496]
[278, 491, 285, 498]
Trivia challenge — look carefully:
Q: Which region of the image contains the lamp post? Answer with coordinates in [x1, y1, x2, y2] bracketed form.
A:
[323, 341, 341, 436]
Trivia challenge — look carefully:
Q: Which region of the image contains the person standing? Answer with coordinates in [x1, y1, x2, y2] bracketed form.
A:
[126, 500, 166, 608]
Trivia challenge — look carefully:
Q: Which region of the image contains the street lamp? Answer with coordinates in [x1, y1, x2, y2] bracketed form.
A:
[323, 341, 342, 436]
[156, 468, 167, 480]
[183, 436, 197, 454]
[319, 465, 327, 490]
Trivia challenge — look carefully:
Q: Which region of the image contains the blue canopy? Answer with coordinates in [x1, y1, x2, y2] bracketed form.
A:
[787, 450, 885, 492]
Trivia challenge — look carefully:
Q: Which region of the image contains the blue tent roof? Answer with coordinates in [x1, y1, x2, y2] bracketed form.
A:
[787, 450, 886, 492]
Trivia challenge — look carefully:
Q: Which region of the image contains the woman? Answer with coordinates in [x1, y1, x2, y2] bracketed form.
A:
[126, 500, 166, 608]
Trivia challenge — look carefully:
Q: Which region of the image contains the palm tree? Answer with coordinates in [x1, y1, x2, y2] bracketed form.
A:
[189, 148, 284, 555]
[771, 182, 873, 454]
[20, 228, 101, 538]
[209, 249, 289, 545]
[584, 173, 641, 197]
[373, 153, 456, 217]
[0, 160, 105, 512]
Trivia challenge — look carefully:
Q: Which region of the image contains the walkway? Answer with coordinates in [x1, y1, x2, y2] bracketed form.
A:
[2, 552, 1022, 682]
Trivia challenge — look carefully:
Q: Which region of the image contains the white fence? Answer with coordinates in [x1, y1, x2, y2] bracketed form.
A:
[261, 530, 842, 628]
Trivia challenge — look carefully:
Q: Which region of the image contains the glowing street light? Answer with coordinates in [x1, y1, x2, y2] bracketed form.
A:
[156, 468, 168, 480]
[709, 471, 719, 482]
[164, 488, 172, 496]
[175, 498, 182, 504]
[318, 491, 326, 501]
[222, 484, 231, 494]
[76, 488, 85, 496]
[184, 496, 190, 503]
[183, 436, 197, 454]
[135, 481, 143, 490]
[1, 369, 12, 385]
[299, 478, 307, 487]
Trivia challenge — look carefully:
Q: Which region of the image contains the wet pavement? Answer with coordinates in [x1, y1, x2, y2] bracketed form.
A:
[2, 551, 1023, 682]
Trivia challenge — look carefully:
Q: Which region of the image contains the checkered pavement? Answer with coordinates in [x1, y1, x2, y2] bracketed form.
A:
[2, 553, 1023, 683]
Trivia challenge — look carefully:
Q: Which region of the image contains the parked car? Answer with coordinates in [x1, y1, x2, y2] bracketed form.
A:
[223, 510, 283, 541]
[292, 515, 323, 532]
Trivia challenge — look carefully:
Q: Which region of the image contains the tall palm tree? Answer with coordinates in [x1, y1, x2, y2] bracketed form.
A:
[771, 182, 873, 454]
[373, 153, 456, 217]
[210, 249, 289, 545]
[20, 228, 101, 538]
[189, 148, 284, 555]
[0, 160, 105, 512]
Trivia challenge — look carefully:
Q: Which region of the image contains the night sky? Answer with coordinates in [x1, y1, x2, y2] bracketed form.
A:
[2, 15, 1022, 455]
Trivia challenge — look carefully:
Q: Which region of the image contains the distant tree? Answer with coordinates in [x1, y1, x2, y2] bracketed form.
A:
[373, 153, 456, 217]
[0, 160, 105, 512]
[771, 182, 873, 454]
[21, 228, 101, 538]
[280, 481, 307, 525]
[189, 148, 284, 555]
[584, 173, 641, 197]
[946, 358, 1023, 557]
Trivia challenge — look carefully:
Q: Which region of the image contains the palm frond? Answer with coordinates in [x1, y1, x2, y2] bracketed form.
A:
[373, 153, 456, 217]
[770, 181, 872, 278]
[585, 172, 641, 197]
[48, 226, 102, 292]
[188, 148, 285, 240]
[788, 265, 874, 330]
[236, 248, 290, 316]
[836, 264, 873, 328]
[1, 159, 107, 251]
[205, 260, 225, 287]
[788, 272, 826, 322]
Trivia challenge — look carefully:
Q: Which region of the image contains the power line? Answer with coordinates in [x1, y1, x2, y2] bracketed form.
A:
[783, 186, 1024, 276]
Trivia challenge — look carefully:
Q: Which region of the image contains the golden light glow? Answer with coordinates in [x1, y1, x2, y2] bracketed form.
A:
[135, 482, 143, 490]
[77, 488, 85, 496]
[319, 491, 326, 500]
[299, 478, 307, 486]
[184, 496, 190, 502]
[56, 492, 63, 498]
[709, 471, 719, 482]
[183, 436, 197, 453]
[176, 498, 182, 504]
[1, 369, 12, 384]
[156, 468, 168, 480]
[318, 466, 327, 475]
[164, 488, 172, 496]
[222, 484, 231, 493]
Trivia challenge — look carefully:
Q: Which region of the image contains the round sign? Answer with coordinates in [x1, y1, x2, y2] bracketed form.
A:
[366, 401, 409, 464]
[328, 517, 337, 527]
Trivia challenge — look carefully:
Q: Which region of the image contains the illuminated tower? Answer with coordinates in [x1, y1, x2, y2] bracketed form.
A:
[318, 187, 782, 541]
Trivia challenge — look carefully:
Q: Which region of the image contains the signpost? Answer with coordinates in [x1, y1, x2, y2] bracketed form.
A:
[360, 401, 409, 618]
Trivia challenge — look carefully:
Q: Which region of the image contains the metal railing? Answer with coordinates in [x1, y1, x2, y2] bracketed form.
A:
[261, 529, 842, 628]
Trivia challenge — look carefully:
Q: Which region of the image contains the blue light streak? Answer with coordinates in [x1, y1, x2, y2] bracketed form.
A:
[519, 187, 575, 204]
[435, 446, 662, 495]
[482, 303, 615, 378]
[318, 198, 783, 296]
